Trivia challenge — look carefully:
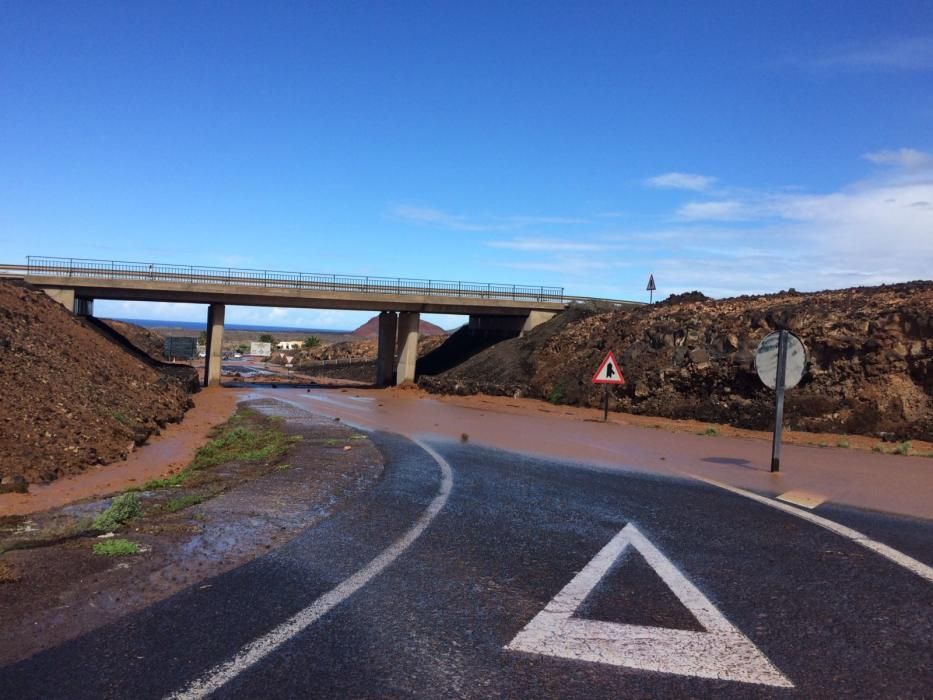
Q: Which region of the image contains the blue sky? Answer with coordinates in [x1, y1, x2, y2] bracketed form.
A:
[2, 2, 931, 329]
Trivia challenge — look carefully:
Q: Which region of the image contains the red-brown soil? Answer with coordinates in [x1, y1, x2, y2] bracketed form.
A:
[0, 282, 196, 489]
[421, 282, 933, 441]
[0, 399, 384, 666]
[0, 386, 239, 515]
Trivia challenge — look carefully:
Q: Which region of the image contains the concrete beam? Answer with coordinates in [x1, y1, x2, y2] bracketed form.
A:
[376, 311, 398, 387]
[521, 310, 556, 334]
[21, 276, 569, 316]
[469, 310, 558, 337]
[42, 287, 75, 311]
[395, 311, 420, 385]
[204, 303, 225, 387]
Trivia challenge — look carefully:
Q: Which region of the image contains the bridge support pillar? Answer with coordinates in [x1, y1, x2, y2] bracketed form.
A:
[204, 303, 225, 387]
[73, 297, 94, 316]
[376, 311, 398, 387]
[395, 311, 420, 385]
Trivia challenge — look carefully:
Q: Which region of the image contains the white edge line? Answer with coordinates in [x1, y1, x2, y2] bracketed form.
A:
[689, 475, 933, 584]
[166, 438, 453, 700]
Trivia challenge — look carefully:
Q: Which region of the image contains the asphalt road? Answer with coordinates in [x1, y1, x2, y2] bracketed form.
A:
[2, 432, 931, 698]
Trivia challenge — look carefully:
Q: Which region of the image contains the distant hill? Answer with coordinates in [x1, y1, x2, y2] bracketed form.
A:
[352, 315, 446, 338]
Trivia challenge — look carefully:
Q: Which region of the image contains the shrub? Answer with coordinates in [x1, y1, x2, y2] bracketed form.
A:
[93, 493, 141, 532]
[93, 538, 139, 556]
[165, 494, 204, 512]
[547, 383, 565, 404]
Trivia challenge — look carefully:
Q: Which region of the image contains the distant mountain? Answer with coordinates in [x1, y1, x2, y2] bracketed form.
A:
[352, 315, 447, 338]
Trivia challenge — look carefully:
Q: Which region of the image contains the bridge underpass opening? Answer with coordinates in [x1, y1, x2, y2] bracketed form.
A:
[83, 299, 474, 388]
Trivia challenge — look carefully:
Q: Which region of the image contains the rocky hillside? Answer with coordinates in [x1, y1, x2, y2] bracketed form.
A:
[421, 282, 933, 441]
[0, 282, 195, 489]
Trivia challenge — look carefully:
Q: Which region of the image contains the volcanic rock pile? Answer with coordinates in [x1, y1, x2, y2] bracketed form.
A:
[422, 282, 933, 440]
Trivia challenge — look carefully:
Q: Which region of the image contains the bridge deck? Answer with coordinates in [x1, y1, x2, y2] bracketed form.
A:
[0, 257, 641, 315]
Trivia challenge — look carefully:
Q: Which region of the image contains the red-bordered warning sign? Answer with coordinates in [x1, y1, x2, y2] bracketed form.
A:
[592, 351, 625, 384]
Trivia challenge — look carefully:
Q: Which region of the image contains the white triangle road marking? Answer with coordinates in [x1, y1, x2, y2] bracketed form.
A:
[505, 524, 794, 688]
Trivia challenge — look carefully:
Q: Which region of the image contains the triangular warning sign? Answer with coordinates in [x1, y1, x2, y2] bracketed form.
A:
[647, 273, 656, 291]
[505, 524, 793, 687]
[592, 351, 625, 384]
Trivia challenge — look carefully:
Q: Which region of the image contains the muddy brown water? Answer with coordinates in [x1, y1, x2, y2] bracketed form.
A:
[0, 387, 241, 516]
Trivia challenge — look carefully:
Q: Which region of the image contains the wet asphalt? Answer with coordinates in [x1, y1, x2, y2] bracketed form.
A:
[2, 433, 931, 699]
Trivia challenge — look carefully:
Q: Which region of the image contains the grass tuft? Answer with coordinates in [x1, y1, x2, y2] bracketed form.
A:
[547, 383, 565, 405]
[93, 539, 139, 556]
[164, 494, 205, 512]
[836, 439, 850, 448]
[894, 440, 912, 456]
[702, 427, 719, 437]
[92, 493, 141, 532]
[143, 472, 187, 490]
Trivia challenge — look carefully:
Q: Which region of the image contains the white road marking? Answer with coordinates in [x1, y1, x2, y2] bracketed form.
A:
[692, 476, 933, 584]
[506, 523, 793, 687]
[776, 489, 826, 509]
[166, 439, 454, 700]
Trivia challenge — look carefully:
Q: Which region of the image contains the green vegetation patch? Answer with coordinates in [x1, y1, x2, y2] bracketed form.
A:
[93, 492, 141, 532]
[190, 425, 299, 470]
[547, 383, 565, 404]
[92, 538, 139, 556]
[164, 494, 205, 512]
[142, 472, 187, 490]
[894, 441, 912, 456]
[139, 409, 299, 496]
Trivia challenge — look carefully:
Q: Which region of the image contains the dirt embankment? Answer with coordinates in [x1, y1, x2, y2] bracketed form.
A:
[100, 319, 168, 360]
[0, 282, 196, 489]
[421, 283, 933, 441]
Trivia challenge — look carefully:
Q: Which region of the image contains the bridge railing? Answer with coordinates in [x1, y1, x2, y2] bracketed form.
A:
[21, 256, 565, 303]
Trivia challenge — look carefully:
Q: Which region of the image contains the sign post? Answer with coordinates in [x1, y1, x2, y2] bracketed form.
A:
[592, 351, 625, 421]
[755, 331, 806, 473]
[646, 274, 656, 304]
[770, 331, 788, 472]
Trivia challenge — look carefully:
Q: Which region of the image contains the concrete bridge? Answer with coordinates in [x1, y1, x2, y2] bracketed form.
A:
[0, 256, 640, 386]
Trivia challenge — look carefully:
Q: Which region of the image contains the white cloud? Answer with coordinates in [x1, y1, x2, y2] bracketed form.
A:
[809, 36, 933, 71]
[492, 164, 933, 297]
[645, 172, 717, 192]
[494, 258, 623, 275]
[391, 205, 491, 231]
[676, 200, 751, 221]
[488, 238, 618, 253]
[863, 148, 933, 170]
[390, 205, 589, 231]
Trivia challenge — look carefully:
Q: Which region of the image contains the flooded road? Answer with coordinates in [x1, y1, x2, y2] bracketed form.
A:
[244, 384, 933, 520]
